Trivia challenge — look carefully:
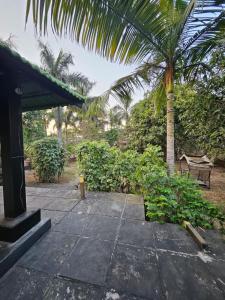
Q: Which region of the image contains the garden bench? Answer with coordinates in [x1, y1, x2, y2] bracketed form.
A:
[179, 154, 213, 189]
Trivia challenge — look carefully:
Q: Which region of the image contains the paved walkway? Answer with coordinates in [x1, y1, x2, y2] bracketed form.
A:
[0, 187, 225, 299]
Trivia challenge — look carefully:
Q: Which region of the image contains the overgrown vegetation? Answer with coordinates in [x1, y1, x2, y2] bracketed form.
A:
[76, 141, 224, 228]
[28, 138, 65, 182]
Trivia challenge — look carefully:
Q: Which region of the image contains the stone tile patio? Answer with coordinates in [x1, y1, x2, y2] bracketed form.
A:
[0, 186, 225, 299]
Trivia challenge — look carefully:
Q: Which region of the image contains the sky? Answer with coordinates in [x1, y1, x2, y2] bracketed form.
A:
[0, 0, 144, 105]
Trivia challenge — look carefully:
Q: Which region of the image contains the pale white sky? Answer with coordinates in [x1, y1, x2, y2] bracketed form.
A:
[0, 0, 144, 105]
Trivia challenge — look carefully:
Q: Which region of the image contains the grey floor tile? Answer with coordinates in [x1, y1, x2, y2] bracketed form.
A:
[44, 277, 104, 300]
[154, 222, 188, 240]
[26, 196, 55, 209]
[53, 212, 89, 235]
[72, 199, 96, 214]
[126, 194, 144, 205]
[89, 192, 126, 202]
[18, 231, 79, 274]
[45, 198, 79, 211]
[123, 203, 145, 220]
[90, 199, 124, 217]
[205, 259, 225, 295]
[60, 237, 113, 285]
[157, 251, 225, 300]
[41, 209, 67, 225]
[155, 237, 198, 253]
[118, 219, 155, 248]
[0, 266, 51, 300]
[83, 215, 120, 241]
[107, 243, 162, 299]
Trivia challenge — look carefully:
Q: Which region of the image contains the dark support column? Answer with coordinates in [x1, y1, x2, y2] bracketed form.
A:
[1, 89, 26, 218]
[0, 74, 41, 242]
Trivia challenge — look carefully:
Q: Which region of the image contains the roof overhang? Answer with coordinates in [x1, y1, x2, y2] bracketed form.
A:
[0, 44, 85, 111]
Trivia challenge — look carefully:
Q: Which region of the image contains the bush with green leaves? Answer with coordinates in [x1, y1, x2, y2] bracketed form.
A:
[114, 149, 139, 193]
[144, 174, 225, 228]
[29, 138, 65, 182]
[76, 141, 120, 191]
[104, 128, 119, 146]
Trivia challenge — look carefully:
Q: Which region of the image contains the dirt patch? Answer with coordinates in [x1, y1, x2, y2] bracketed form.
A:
[202, 167, 225, 211]
[25, 161, 80, 187]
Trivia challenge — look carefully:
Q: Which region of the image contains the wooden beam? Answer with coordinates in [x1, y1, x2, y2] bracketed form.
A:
[183, 221, 208, 250]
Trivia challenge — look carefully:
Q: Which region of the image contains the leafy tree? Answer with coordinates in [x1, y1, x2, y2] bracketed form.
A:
[38, 40, 93, 145]
[23, 111, 46, 144]
[26, 0, 225, 174]
[127, 95, 166, 154]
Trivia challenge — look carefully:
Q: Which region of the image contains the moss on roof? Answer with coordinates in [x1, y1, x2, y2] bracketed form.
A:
[0, 42, 86, 102]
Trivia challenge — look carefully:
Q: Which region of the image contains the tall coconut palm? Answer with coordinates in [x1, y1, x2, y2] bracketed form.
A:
[38, 40, 93, 145]
[26, 0, 225, 173]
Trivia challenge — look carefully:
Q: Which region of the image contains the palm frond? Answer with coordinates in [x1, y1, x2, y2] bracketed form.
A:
[54, 50, 74, 77]
[38, 40, 55, 72]
[64, 72, 95, 96]
[108, 60, 164, 101]
[26, 0, 171, 63]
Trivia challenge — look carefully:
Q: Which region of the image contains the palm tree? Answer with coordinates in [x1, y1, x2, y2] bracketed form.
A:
[26, 1, 225, 173]
[38, 40, 93, 145]
[111, 94, 134, 126]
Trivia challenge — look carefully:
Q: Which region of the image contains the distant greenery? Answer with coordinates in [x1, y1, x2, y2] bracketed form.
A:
[23, 111, 46, 144]
[105, 128, 119, 146]
[76, 141, 224, 228]
[127, 95, 166, 153]
[29, 138, 65, 182]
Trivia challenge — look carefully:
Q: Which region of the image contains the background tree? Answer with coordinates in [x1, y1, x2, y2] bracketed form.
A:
[38, 40, 93, 145]
[127, 94, 166, 154]
[27, 0, 225, 174]
[23, 111, 46, 145]
[111, 94, 134, 127]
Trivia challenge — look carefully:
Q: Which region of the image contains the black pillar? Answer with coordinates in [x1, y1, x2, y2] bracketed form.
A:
[0, 87, 26, 218]
[0, 74, 41, 242]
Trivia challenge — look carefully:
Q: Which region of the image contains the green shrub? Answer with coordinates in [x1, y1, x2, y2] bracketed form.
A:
[76, 141, 120, 191]
[75, 141, 224, 228]
[66, 143, 76, 156]
[145, 174, 225, 228]
[114, 150, 139, 193]
[29, 138, 65, 182]
[105, 128, 119, 146]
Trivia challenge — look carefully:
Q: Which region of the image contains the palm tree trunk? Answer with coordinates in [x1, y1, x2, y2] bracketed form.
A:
[55, 107, 63, 146]
[165, 65, 175, 175]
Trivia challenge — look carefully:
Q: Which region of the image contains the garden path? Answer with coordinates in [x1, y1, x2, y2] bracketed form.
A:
[0, 186, 225, 299]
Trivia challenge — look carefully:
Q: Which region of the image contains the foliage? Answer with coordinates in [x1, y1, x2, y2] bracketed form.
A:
[175, 78, 225, 159]
[127, 95, 166, 153]
[104, 128, 119, 146]
[26, 0, 225, 173]
[76, 141, 119, 191]
[114, 149, 139, 193]
[23, 111, 46, 145]
[38, 40, 94, 145]
[66, 143, 76, 156]
[145, 175, 225, 228]
[76, 141, 224, 228]
[29, 138, 65, 182]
